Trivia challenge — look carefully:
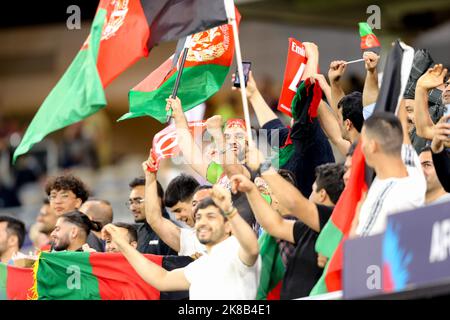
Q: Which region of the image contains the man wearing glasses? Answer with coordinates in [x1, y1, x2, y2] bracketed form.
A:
[127, 177, 177, 255]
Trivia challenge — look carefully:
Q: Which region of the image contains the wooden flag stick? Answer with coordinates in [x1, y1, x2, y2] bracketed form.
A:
[229, 15, 253, 145]
[344, 58, 365, 65]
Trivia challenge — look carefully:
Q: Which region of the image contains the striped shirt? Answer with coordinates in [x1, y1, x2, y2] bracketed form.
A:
[356, 144, 426, 236]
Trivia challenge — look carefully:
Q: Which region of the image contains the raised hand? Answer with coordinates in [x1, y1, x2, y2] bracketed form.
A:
[230, 174, 256, 194]
[431, 115, 450, 154]
[311, 73, 331, 92]
[211, 184, 233, 213]
[417, 64, 448, 91]
[328, 60, 347, 84]
[165, 96, 183, 118]
[363, 51, 380, 73]
[206, 115, 223, 133]
[142, 148, 159, 179]
[102, 224, 129, 248]
[231, 70, 258, 99]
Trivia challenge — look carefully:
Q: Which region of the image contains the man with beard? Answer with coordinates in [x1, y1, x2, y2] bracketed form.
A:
[50, 211, 102, 252]
[35, 199, 58, 250]
[0, 216, 26, 264]
[168, 96, 258, 232]
[102, 184, 261, 300]
[127, 177, 176, 255]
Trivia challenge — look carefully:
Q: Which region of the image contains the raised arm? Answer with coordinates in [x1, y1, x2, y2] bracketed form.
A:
[230, 174, 296, 243]
[431, 115, 450, 192]
[211, 184, 259, 266]
[362, 51, 380, 107]
[317, 100, 351, 156]
[168, 97, 210, 177]
[143, 153, 181, 252]
[103, 224, 190, 292]
[415, 64, 448, 139]
[328, 60, 347, 115]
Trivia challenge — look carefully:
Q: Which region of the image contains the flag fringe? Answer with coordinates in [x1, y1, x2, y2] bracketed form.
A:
[28, 253, 41, 300]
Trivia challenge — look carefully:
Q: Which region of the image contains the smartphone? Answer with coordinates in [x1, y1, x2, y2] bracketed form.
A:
[233, 61, 251, 88]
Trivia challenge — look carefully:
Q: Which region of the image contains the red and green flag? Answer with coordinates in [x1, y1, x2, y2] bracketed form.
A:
[119, 11, 240, 123]
[0, 263, 34, 300]
[30, 252, 191, 300]
[359, 22, 381, 51]
[256, 232, 285, 300]
[310, 142, 368, 295]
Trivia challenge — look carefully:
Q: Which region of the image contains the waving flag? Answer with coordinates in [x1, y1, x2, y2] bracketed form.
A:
[119, 10, 239, 123]
[358, 22, 381, 51]
[310, 143, 368, 295]
[13, 0, 232, 162]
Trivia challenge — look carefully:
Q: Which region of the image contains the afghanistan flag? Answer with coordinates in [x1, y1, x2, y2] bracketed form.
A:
[0, 263, 34, 300]
[310, 142, 368, 295]
[28, 251, 192, 300]
[120, 11, 239, 123]
[358, 22, 381, 51]
[13, 0, 232, 162]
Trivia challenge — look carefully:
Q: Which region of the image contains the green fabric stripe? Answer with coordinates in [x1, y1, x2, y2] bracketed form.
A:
[0, 263, 7, 300]
[37, 252, 100, 300]
[257, 232, 285, 299]
[358, 22, 374, 37]
[206, 161, 224, 184]
[120, 64, 230, 123]
[309, 261, 329, 295]
[12, 9, 107, 163]
[315, 220, 343, 258]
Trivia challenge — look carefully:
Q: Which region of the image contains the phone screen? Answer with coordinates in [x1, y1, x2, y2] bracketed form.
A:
[234, 61, 252, 88]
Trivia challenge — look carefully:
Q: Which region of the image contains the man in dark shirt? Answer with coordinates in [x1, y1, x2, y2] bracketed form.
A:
[80, 199, 114, 252]
[232, 162, 344, 299]
[127, 177, 177, 255]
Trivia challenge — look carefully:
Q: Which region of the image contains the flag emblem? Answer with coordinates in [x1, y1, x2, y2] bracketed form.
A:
[187, 25, 230, 63]
[102, 0, 130, 41]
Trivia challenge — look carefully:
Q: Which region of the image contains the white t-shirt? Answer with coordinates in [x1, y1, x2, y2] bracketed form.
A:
[179, 227, 207, 256]
[183, 236, 261, 300]
[356, 144, 426, 236]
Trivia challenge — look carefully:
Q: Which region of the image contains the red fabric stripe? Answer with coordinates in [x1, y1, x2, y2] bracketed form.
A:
[6, 265, 34, 300]
[96, 0, 150, 87]
[324, 240, 344, 291]
[90, 252, 163, 300]
[331, 142, 368, 232]
[267, 281, 282, 300]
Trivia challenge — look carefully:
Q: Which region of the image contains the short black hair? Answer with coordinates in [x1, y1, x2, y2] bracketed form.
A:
[419, 145, 432, 155]
[364, 112, 403, 156]
[113, 222, 138, 243]
[338, 92, 364, 132]
[278, 169, 296, 186]
[45, 174, 89, 203]
[60, 210, 102, 237]
[0, 216, 26, 249]
[194, 185, 213, 194]
[315, 163, 345, 205]
[193, 198, 225, 217]
[164, 174, 200, 208]
[43, 198, 50, 205]
[129, 177, 164, 199]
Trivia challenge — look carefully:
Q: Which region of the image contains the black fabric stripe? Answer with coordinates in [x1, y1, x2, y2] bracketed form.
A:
[160, 255, 194, 300]
[140, 0, 228, 49]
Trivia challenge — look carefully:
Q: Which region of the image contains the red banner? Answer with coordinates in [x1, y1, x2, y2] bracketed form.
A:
[277, 38, 308, 117]
[152, 121, 206, 163]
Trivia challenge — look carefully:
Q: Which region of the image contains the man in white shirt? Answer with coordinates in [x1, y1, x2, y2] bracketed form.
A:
[354, 111, 426, 236]
[103, 184, 261, 300]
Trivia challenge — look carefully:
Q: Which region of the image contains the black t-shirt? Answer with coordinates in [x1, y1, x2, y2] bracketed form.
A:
[280, 204, 334, 300]
[87, 232, 105, 252]
[136, 209, 178, 256]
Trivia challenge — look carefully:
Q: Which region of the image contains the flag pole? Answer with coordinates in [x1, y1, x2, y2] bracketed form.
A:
[166, 47, 189, 123]
[228, 9, 253, 144]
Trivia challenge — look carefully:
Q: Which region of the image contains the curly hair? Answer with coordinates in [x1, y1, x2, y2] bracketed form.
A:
[45, 174, 89, 203]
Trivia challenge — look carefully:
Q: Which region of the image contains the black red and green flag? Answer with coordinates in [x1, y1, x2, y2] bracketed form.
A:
[13, 0, 232, 162]
[358, 22, 381, 51]
[119, 10, 239, 123]
[310, 142, 368, 295]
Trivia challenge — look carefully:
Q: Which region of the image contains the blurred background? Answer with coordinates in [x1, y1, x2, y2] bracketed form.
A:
[0, 0, 449, 239]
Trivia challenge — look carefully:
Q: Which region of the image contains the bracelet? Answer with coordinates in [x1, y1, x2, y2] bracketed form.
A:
[223, 207, 238, 219]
